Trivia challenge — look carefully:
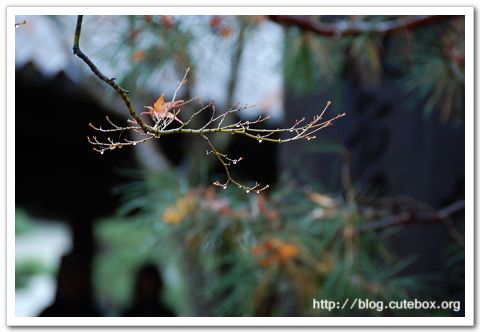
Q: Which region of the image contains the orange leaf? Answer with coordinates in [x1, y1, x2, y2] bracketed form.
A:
[153, 95, 165, 113]
[258, 256, 276, 268]
[277, 244, 299, 262]
[209, 16, 221, 29]
[131, 50, 146, 62]
[162, 16, 175, 29]
[162, 207, 183, 224]
[220, 26, 233, 38]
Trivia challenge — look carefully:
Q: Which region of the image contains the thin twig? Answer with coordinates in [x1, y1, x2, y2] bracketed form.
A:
[203, 134, 268, 193]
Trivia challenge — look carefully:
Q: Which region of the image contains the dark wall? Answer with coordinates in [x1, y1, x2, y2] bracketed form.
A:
[16, 63, 135, 222]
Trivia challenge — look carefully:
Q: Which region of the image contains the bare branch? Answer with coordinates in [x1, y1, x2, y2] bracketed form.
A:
[74, 15, 345, 192]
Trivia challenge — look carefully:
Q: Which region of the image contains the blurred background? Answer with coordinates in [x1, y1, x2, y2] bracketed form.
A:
[15, 15, 465, 317]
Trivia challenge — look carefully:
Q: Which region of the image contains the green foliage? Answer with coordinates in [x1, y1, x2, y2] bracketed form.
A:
[15, 209, 52, 289]
[392, 19, 465, 122]
[283, 29, 344, 97]
[15, 208, 32, 235]
[347, 33, 383, 86]
[444, 242, 465, 290]
[15, 259, 51, 289]
[94, 170, 432, 317]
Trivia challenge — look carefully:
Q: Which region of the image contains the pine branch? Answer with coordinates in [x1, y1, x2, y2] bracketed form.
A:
[268, 15, 455, 37]
[358, 199, 465, 231]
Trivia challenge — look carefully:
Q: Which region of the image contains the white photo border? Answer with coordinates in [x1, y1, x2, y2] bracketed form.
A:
[6, 6, 474, 327]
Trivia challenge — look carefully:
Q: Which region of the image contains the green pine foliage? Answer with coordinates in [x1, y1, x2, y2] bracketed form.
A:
[94, 171, 428, 316]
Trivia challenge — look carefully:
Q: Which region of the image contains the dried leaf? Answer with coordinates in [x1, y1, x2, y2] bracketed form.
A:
[154, 95, 166, 112]
[220, 26, 233, 38]
[209, 16, 221, 29]
[308, 192, 337, 208]
[161, 15, 175, 29]
[131, 50, 146, 62]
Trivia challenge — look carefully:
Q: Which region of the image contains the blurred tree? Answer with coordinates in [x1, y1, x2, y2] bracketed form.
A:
[94, 170, 463, 316]
[63, 15, 465, 317]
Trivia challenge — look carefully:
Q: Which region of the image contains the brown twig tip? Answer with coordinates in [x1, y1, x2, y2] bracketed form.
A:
[15, 20, 27, 28]
[74, 15, 345, 192]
